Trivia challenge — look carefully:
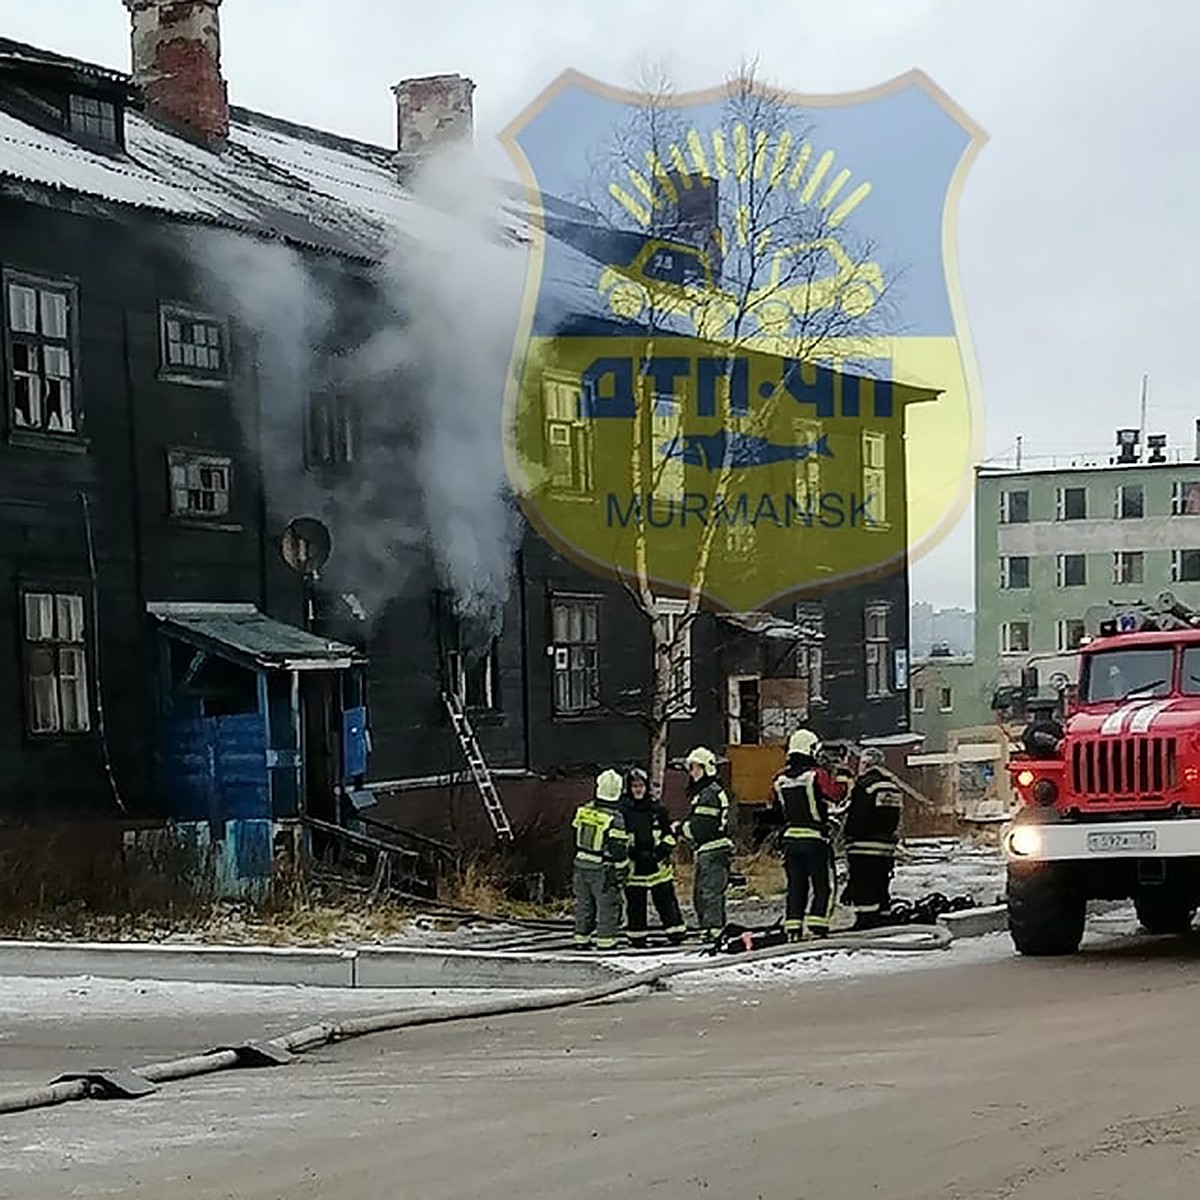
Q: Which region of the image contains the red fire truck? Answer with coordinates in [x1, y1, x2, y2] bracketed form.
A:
[1005, 592, 1200, 955]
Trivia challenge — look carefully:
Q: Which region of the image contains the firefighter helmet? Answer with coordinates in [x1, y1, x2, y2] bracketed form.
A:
[685, 746, 718, 775]
[858, 746, 885, 769]
[595, 769, 624, 803]
[787, 729, 821, 757]
[626, 767, 649, 788]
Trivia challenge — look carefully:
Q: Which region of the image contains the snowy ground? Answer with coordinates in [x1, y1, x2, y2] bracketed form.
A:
[890, 838, 1007, 907]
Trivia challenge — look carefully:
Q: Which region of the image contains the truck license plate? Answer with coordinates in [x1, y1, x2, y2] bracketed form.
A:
[1086, 830, 1158, 853]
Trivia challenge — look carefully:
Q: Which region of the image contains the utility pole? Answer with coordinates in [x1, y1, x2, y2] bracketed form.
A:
[1139, 374, 1149, 461]
[1015, 435, 1022, 468]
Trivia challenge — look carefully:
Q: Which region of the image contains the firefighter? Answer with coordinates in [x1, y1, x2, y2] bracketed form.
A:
[771, 728, 841, 941]
[571, 769, 632, 951]
[1022, 699, 1064, 760]
[620, 767, 687, 946]
[843, 746, 904, 930]
[678, 747, 734, 942]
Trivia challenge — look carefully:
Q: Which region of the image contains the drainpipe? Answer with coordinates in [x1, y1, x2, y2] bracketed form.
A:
[517, 540, 532, 773]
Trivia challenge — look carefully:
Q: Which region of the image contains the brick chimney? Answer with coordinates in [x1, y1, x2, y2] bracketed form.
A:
[124, 0, 228, 148]
[393, 74, 475, 176]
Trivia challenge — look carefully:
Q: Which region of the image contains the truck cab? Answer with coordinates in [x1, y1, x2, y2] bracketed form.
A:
[1004, 622, 1200, 955]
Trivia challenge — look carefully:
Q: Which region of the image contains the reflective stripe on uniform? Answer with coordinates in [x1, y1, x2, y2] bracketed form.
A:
[575, 850, 605, 865]
[696, 837, 734, 854]
[783, 826, 825, 840]
[846, 841, 896, 856]
[627, 865, 674, 887]
[692, 805, 723, 817]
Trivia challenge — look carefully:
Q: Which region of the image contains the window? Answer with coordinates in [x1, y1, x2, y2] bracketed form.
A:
[1000, 621, 1030, 654]
[5, 274, 76, 435]
[1084, 648, 1172, 702]
[864, 603, 891, 698]
[999, 490, 1029, 524]
[912, 686, 925, 713]
[168, 450, 232, 518]
[938, 686, 953, 713]
[551, 597, 600, 715]
[861, 430, 887, 527]
[305, 393, 358, 468]
[543, 376, 593, 496]
[794, 600, 824, 704]
[1056, 619, 1086, 653]
[649, 380, 685, 501]
[23, 591, 90, 735]
[1056, 553, 1087, 587]
[1181, 648, 1200, 695]
[1113, 550, 1145, 585]
[1172, 550, 1200, 583]
[160, 306, 228, 381]
[1056, 486, 1087, 521]
[999, 555, 1030, 589]
[68, 94, 118, 143]
[794, 418, 823, 516]
[1115, 483, 1144, 520]
[656, 598, 694, 716]
[448, 643, 499, 711]
[1172, 481, 1200, 516]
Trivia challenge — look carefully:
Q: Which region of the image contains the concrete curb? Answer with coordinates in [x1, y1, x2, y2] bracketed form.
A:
[0, 940, 624, 991]
[939, 905, 1008, 939]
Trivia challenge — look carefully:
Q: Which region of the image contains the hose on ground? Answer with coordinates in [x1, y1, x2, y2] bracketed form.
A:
[0, 924, 951, 1117]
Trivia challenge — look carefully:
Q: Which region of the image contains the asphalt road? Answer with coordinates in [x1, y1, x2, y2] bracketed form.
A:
[7, 929, 1200, 1199]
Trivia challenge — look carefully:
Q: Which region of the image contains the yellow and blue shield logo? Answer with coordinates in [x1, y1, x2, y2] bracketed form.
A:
[500, 69, 986, 612]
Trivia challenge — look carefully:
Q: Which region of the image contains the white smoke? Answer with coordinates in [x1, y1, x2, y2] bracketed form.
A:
[179, 142, 527, 640]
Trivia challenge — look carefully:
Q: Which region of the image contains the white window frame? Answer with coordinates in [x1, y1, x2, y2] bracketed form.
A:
[22, 590, 91, 735]
[1056, 485, 1087, 521]
[1113, 550, 1144, 585]
[543, 374, 594, 497]
[1056, 618, 1086, 653]
[1000, 621, 1030, 655]
[1114, 483, 1144, 520]
[4, 272, 78, 437]
[999, 555, 1029, 589]
[795, 601, 824, 705]
[167, 449, 232, 519]
[864, 602, 891, 698]
[861, 430, 887, 528]
[305, 392, 358, 468]
[999, 489, 1030, 525]
[912, 685, 925, 713]
[1056, 553, 1087, 588]
[655, 597, 694, 718]
[448, 644, 498, 711]
[159, 304, 228, 385]
[1171, 549, 1200, 584]
[551, 595, 601, 716]
[1172, 481, 1200, 516]
[938, 686, 953, 713]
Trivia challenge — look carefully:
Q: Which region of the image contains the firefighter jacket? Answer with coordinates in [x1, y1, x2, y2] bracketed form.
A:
[681, 777, 733, 854]
[619, 792, 677, 885]
[572, 800, 631, 869]
[842, 767, 903, 856]
[771, 764, 839, 841]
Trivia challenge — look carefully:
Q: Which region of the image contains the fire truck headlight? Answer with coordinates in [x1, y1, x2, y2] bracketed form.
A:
[1017, 770, 1035, 787]
[1032, 778, 1058, 806]
[1007, 825, 1043, 858]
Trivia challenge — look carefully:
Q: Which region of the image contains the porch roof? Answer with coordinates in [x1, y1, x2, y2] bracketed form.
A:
[147, 603, 363, 671]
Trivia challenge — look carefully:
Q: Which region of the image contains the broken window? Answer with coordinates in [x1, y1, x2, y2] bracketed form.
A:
[551, 596, 600, 715]
[306, 392, 359, 468]
[864, 602, 891, 698]
[168, 449, 232, 518]
[5, 275, 76, 435]
[23, 590, 90, 735]
[160, 305, 228, 381]
[448, 643, 499, 711]
[794, 600, 824, 704]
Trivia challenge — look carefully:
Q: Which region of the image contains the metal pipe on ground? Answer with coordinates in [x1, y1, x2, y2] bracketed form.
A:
[0, 925, 952, 1118]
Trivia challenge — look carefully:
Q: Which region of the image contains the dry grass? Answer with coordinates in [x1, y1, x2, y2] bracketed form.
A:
[439, 855, 569, 921]
[735, 847, 785, 899]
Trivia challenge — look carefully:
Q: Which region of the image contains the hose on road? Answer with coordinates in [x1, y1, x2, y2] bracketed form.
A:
[0, 924, 952, 1117]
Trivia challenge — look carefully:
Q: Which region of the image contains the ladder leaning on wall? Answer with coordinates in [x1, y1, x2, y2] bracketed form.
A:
[442, 691, 514, 841]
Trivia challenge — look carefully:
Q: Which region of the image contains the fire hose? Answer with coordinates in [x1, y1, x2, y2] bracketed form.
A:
[0, 923, 951, 1117]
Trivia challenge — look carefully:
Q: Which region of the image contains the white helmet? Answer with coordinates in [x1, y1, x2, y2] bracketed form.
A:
[595, 769, 624, 803]
[787, 729, 820, 757]
[858, 746, 885, 770]
[685, 746, 718, 775]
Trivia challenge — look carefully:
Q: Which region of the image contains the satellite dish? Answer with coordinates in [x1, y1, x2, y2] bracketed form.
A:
[280, 517, 332, 578]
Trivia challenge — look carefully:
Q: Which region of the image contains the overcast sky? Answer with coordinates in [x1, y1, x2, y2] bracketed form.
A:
[4, 0, 1199, 610]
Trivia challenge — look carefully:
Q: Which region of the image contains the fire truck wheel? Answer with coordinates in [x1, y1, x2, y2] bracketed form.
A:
[1006, 863, 1085, 956]
[1133, 891, 1197, 936]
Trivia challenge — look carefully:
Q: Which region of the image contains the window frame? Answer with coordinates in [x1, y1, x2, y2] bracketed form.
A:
[1055, 485, 1088, 521]
[158, 303, 230, 387]
[655, 596, 695, 718]
[999, 489, 1030, 525]
[1056, 552, 1087, 588]
[448, 642, 500, 712]
[542, 373, 594, 499]
[1000, 621, 1031, 655]
[794, 600, 825, 706]
[938, 686, 953, 713]
[1172, 481, 1200, 516]
[864, 601, 891, 699]
[1056, 618, 1086, 654]
[304, 391, 360, 471]
[912, 685, 925, 713]
[1171, 549, 1200, 584]
[166, 447, 235, 524]
[68, 93, 120, 145]
[2, 268, 84, 448]
[550, 593, 602, 717]
[999, 555, 1030, 590]
[861, 429, 888, 529]
[1113, 550, 1145, 586]
[1115, 482, 1144, 520]
[20, 585, 92, 738]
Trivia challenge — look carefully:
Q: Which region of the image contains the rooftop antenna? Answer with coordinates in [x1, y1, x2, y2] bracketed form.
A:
[1139, 373, 1149, 459]
[1015, 435, 1022, 468]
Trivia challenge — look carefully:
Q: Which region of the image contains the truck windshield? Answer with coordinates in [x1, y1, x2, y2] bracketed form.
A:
[1083, 648, 1174, 702]
[1182, 647, 1200, 695]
